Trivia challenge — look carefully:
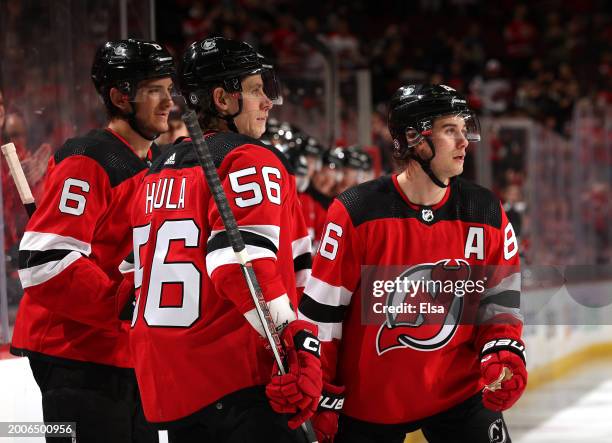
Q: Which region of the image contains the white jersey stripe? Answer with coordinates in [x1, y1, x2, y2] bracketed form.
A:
[482, 272, 521, 299]
[292, 236, 312, 259]
[20, 231, 91, 255]
[298, 311, 343, 342]
[295, 269, 311, 288]
[206, 245, 276, 277]
[304, 276, 352, 307]
[19, 251, 82, 288]
[119, 260, 134, 274]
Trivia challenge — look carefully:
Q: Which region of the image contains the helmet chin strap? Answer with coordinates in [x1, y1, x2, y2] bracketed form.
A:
[126, 101, 159, 141]
[410, 138, 449, 189]
[219, 96, 243, 133]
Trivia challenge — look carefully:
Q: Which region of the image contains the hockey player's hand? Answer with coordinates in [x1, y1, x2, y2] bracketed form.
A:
[265, 320, 323, 429]
[480, 339, 527, 411]
[312, 383, 345, 442]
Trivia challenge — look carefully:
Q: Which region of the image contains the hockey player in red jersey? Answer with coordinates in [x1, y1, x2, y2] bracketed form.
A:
[129, 37, 321, 442]
[10, 39, 176, 442]
[299, 85, 527, 442]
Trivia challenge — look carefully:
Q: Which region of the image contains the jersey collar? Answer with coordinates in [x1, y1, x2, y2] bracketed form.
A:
[391, 173, 451, 211]
[105, 128, 154, 163]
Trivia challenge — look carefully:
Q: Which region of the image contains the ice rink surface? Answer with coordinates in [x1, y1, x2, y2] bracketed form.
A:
[1, 357, 612, 442]
[507, 359, 612, 443]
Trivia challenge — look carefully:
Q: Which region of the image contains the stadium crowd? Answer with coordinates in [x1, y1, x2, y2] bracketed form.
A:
[0, 0, 610, 307]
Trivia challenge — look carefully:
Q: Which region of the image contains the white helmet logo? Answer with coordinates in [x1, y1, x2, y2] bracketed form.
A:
[401, 86, 415, 97]
[422, 209, 434, 222]
[202, 40, 216, 51]
[114, 44, 128, 56]
[440, 84, 456, 92]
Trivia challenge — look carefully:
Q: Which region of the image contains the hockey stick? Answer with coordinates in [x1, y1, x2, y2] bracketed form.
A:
[182, 110, 318, 443]
[1, 143, 36, 217]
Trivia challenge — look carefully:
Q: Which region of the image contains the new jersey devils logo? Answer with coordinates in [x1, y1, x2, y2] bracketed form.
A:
[375, 259, 470, 355]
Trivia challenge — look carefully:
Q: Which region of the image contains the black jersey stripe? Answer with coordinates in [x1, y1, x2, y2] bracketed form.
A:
[207, 230, 278, 255]
[299, 294, 347, 323]
[19, 249, 73, 270]
[293, 253, 312, 273]
[480, 290, 521, 309]
[54, 129, 154, 187]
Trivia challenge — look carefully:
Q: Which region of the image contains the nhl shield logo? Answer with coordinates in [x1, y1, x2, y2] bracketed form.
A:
[488, 419, 507, 443]
[421, 209, 434, 222]
[201, 39, 216, 51]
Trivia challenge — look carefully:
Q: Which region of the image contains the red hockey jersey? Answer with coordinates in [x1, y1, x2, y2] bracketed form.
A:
[298, 174, 523, 424]
[11, 129, 157, 369]
[301, 184, 332, 248]
[129, 132, 312, 425]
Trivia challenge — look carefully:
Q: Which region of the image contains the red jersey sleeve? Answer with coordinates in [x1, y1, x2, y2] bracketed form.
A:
[205, 145, 296, 328]
[475, 202, 523, 350]
[18, 156, 124, 331]
[298, 199, 363, 383]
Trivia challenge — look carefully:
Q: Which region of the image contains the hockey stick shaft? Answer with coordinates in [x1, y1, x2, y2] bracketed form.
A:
[182, 110, 318, 442]
[1, 143, 36, 217]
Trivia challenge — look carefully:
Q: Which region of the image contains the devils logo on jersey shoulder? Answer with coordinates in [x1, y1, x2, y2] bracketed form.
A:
[375, 259, 470, 355]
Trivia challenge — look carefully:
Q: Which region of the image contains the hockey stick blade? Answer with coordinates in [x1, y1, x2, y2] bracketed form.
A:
[1, 142, 36, 217]
[181, 110, 318, 442]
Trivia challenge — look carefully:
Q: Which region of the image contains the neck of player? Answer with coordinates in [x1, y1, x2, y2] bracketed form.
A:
[397, 162, 448, 206]
[107, 119, 152, 160]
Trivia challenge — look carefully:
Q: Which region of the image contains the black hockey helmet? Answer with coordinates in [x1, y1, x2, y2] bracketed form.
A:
[388, 84, 480, 187]
[322, 147, 345, 170]
[91, 39, 175, 102]
[359, 150, 373, 171]
[302, 136, 325, 158]
[180, 37, 282, 114]
[344, 146, 366, 170]
[91, 39, 176, 140]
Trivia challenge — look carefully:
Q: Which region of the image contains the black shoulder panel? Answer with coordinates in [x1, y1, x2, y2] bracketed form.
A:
[448, 178, 502, 228]
[147, 140, 200, 175]
[207, 132, 294, 173]
[148, 132, 295, 177]
[338, 176, 418, 227]
[338, 176, 502, 229]
[54, 129, 148, 187]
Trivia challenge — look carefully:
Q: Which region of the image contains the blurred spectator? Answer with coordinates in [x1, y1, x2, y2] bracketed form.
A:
[469, 59, 512, 116]
[323, 17, 363, 69]
[502, 184, 526, 238]
[0, 87, 5, 142]
[503, 4, 537, 77]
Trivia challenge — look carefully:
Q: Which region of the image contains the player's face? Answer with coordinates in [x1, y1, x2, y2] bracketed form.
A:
[428, 115, 470, 180]
[305, 155, 322, 179]
[312, 165, 340, 196]
[134, 77, 175, 136]
[232, 74, 273, 139]
[338, 167, 360, 193]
